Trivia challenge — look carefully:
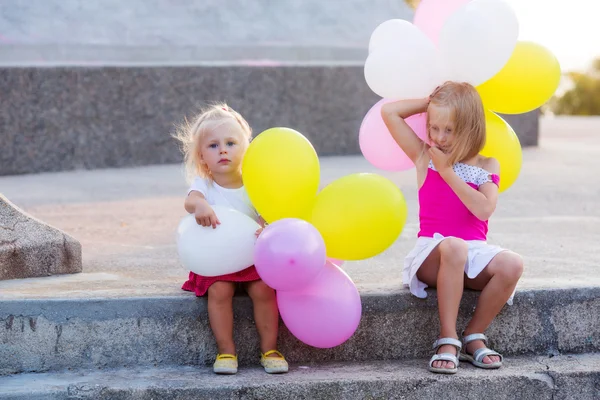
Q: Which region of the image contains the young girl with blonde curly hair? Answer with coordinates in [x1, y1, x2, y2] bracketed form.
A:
[174, 103, 288, 375]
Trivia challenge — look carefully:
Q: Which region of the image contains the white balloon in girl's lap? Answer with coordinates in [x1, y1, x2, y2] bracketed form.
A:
[176, 206, 260, 277]
[364, 23, 444, 99]
[438, 0, 519, 86]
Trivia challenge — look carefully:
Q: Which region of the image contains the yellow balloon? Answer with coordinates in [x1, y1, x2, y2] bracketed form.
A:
[242, 127, 319, 223]
[480, 111, 522, 192]
[310, 173, 407, 260]
[477, 41, 561, 114]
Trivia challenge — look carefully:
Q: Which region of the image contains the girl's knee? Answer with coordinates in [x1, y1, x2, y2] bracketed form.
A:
[248, 280, 275, 302]
[439, 237, 468, 265]
[497, 252, 524, 282]
[208, 281, 235, 302]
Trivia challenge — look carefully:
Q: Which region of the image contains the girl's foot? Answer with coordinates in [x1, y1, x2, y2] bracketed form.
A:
[213, 354, 238, 374]
[460, 333, 503, 369]
[428, 338, 462, 374]
[465, 340, 501, 364]
[260, 350, 289, 374]
[433, 344, 458, 369]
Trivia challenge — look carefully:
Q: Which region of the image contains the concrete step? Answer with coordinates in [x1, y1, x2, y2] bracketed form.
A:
[2, 287, 599, 375]
[1, 354, 599, 399]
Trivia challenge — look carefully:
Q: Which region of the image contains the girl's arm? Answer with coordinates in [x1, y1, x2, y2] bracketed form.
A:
[381, 98, 429, 163]
[184, 191, 205, 213]
[185, 191, 221, 228]
[432, 149, 500, 221]
[257, 216, 267, 228]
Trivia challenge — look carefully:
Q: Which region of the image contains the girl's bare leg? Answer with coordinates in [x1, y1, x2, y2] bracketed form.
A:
[246, 280, 279, 355]
[463, 251, 523, 363]
[207, 281, 237, 354]
[417, 238, 469, 370]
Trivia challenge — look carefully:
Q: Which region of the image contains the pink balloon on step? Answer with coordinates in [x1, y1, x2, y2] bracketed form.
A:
[277, 261, 362, 348]
[359, 99, 428, 171]
[413, 0, 471, 46]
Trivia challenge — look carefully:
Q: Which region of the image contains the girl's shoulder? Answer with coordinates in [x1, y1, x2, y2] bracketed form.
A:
[188, 176, 214, 194]
[476, 155, 500, 175]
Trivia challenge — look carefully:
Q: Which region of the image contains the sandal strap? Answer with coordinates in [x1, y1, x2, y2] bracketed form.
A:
[262, 350, 285, 359]
[429, 353, 459, 367]
[473, 347, 503, 363]
[432, 337, 462, 351]
[216, 353, 237, 360]
[462, 333, 488, 346]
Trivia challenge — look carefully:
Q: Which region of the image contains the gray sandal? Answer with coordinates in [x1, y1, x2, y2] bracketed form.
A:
[459, 333, 503, 369]
[428, 337, 462, 374]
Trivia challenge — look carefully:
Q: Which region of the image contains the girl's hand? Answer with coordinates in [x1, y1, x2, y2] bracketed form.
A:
[428, 146, 452, 176]
[255, 227, 264, 237]
[195, 202, 221, 229]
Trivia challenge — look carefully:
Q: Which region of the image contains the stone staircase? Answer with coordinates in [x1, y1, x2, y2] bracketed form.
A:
[1, 287, 599, 399]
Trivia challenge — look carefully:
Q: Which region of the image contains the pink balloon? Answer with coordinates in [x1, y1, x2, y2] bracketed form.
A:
[254, 219, 326, 292]
[359, 99, 428, 171]
[327, 257, 344, 266]
[413, 0, 471, 46]
[277, 261, 361, 348]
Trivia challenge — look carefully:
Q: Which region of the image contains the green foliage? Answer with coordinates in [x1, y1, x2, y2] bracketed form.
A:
[550, 59, 600, 115]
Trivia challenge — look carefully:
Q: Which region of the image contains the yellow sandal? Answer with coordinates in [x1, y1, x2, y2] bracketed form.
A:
[213, 353, 238, 375]
[260, 350, 289, 374]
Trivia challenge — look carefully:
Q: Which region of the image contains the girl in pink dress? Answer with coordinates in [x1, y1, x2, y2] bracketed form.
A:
[174, 104, 288, 375]
[382, 82, 524, 374]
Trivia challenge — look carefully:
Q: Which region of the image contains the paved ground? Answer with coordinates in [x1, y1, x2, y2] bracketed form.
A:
[0, 116, 599, 299]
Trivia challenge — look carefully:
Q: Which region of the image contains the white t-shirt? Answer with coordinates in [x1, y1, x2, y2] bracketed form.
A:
[188, 177, 260, 223]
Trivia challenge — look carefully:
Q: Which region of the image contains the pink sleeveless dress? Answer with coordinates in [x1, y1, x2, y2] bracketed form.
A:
[403, 160, 513, 304]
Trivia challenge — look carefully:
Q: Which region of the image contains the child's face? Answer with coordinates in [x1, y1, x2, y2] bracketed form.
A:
[427, 104, 455, 154]
[199, 120, 248, 177]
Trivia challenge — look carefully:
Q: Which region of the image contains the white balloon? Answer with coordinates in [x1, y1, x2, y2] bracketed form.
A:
[176, 206, 260, 277]
[364, 23, 444, 99]
[368, 19, 415, 54]
[438, 0, 519, 86]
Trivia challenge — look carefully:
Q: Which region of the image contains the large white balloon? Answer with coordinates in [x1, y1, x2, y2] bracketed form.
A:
[368, 19, 414, 54]
[364, 22, 444, 99]
[176, 206, 260, 277]
[438, 0, 519, 86]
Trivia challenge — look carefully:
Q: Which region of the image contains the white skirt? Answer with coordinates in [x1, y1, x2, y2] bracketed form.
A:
[403, 233, 514, 305]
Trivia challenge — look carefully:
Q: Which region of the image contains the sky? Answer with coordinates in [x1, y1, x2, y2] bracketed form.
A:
[504, 0, 598, 72]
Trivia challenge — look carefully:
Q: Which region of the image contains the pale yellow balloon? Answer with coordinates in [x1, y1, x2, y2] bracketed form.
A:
[242, 128, 320, 223]
[480, 111, 522, 192]
[477, 41, 561, 114]
[309, 173, 407, 260]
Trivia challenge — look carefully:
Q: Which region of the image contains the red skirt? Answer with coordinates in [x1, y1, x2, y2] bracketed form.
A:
[181, 266, 261, 297]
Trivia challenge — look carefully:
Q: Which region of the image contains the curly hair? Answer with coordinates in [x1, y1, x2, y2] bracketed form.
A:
[172, 103, 252, 183]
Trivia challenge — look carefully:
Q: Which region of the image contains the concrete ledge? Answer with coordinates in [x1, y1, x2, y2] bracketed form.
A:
[1, 354, 599, 400]
[0, 65, 538, 176]
[1, 287, 598, 375]
[0, 195, 81, 281]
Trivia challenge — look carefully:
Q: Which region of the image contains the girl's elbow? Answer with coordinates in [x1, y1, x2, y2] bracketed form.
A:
[475, 206, 496, 221]
[381, 104, 391, 120]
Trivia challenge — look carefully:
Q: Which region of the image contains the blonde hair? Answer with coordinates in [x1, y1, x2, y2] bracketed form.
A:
[428, 81, 485, 165]
[173, 103, 252, 183]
